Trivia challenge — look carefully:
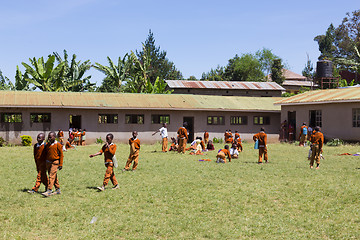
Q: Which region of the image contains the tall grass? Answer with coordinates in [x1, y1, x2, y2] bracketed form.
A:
[0, 142, 359, 239]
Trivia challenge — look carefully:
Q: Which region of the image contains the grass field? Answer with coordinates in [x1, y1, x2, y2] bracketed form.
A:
[0, 142, 359, 239]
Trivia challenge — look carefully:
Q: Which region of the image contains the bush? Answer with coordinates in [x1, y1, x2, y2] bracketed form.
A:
[21, 135, 33, 146]
[212, 137, 223, 144]
[96, 137, 104, 144]
[0, 137, 6, 147]
[326, 138, 344, 146]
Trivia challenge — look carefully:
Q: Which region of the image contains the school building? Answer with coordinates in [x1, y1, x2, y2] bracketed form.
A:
[275, 86, 360, 141]
[0, 91, 281, 144]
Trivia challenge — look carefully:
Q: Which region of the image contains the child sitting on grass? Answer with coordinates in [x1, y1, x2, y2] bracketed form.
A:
[216, 145, 231, 163]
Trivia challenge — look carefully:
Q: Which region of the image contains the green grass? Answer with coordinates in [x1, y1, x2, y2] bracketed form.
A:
[0, 142, 359, 239]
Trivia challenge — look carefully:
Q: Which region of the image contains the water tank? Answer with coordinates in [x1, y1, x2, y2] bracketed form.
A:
[316, 60, 333, 78]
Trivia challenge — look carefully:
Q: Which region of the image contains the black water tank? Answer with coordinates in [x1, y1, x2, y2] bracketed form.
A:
[316, 60, 333, 78]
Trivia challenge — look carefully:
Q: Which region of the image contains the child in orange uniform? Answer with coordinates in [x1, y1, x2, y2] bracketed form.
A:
[253, 127, 268, 164]
[80, 129, 86, 146]
[216, 145, 231, 163]
[177, 122, 188, 153]
[204, 131, 209, 144]
[42, 132, 64, 197]
[28, 133, 49, 193]
[124, 131, 140, 171]
[89, 133, 119, 191]
[309, 126, 324, 169]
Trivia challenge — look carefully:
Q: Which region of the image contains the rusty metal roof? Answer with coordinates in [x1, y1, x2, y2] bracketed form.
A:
[275, 86, 360, 105]
[282, 80, 318, 87]
[166, 80, 285, 91]
[266, 69, 307, 81]
[0, 91, 281, 112]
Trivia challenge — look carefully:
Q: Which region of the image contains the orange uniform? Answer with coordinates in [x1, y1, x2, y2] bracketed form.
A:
[177, 127, 188, 153]
[253, 131, 268, 163]
[299, 125, 308, 146]
[81, 131, 86, 145]
[57, 131, 64, 144]
[309, 131, 324, 167]
[100, 143, 118, 186]
[204, 132, 209, 144]
[44, 141, 63, 190]
[235, 133, 240, 139]
[216, 149, 231, 163]
[235, 138, 243, 152]
[31, 142, 48, 192]
[125, 138, 140, 170]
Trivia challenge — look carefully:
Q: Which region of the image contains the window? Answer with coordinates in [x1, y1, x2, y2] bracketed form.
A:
[309, 110, 322, 127]
[125, 114, 144, 124]
[151, 114, 170, 124]
[1, 113, 22, 123]
[30, 113, 51, 123]
[207, 116, 224, 125]
[353, 109, 360, 127]
[98, 114, 118, 124]
[253, 116, 270, 125]
[230, 116, 248, 125]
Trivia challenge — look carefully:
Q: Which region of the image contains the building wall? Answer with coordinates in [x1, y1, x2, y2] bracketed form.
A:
[0, 108, 280, 144]
[280, 102, 360, 141]
[171, 88, 282, 97]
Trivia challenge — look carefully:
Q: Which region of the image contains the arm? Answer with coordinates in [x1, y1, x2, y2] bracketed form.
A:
[58, 143, 64, 169]
[152, 129, 160, 136]
[109, 144, 117, 155]
[253, 133, 258, 142]
[89, 145, 104, 158]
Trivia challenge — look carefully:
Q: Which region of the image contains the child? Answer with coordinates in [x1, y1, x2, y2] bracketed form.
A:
[253, 127, 268, 164]
[42, 132, 64, 197]
[80, 129, 86, 146]
[216, 145, 231, 163]
[89, 133, 119, 191]
[230, 143, 239, 159]
[57, 129, 64, 144]
[169, 137, 178, 152]
[28, 133, 49, 193]
[124, 131, 140, 171]
[207, 140, 215, 151]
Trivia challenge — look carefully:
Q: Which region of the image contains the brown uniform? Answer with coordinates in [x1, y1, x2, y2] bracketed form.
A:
[299, 125, 308, 146]
[204, 132, 209, 144]
[253, 132, 268, 163]
[309, 131, 324, 167]
[216, 149, 231, 163]
[177, 127, 188, 153]
[236, 138, 243, 152]
[100, 143, 118, 186]
[32, 142, 49, 192]
[45, 141, 63, 190]
[57, 131, 64, 144]
[125, 138, 140, 170]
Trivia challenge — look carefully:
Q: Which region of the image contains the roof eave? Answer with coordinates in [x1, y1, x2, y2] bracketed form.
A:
[276, 99, 360, 106]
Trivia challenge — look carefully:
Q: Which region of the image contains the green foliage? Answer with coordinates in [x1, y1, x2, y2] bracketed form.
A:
[0, 69, 14, 90]
[15, 66, 32, 90]
[201, 66, 225, 81]
[223, 54, 265, 81]
[255, 48, 279, 76]
[212, 137, 223, 143]
[20, 135, 32, 146]
[281, 87, 310, 97]
[0, 136, 6, 147]
[302, 54, 315, 79]
[326, 138, 344, 146]
[314, 24, 336, 60]
[187, 76, 197, 80]
[270, 59, 285, 85]
[96, 137, 104, 144]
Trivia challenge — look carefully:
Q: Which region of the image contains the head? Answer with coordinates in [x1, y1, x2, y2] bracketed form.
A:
[315, 126, 320, 132]
[303, 122, 306, 126]
[58, 129, 61, 132]
[79, 129, 82, 132]
[235, 131, 238, 133]
[208, 140, 213, 144]
[48, 132, 56, 143]
[106, 133, 114, 143]
[132, 131, 138, 138]
[229, 130, 232, 132]
[37, 133, 45, 143]
[84, 129, 86, 131]
[260, 127, 265, 132]
[224, 145, 229, 150]
[162, 123, 167, 128]
[232, 143, 237, 149]
[183, 122, 188, 128]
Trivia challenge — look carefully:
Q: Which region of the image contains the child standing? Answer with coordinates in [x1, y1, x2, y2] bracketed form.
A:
[124, 131, 140, 171]
[42, 132, 64, 197]
[89, 133, 119, 191]
[28, 133, 48, 193]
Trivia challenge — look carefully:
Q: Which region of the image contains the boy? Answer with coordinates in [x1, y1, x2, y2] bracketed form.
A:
[253, 127, 268, 164]
[177, 122, 188, 153]
[152, 123, 168, 152]
[299, 122, 308, 147]
[216, 145, 231, 163]
[28, 133, 48, 193]
[80, 129, 86, 146]
[124, 131, 140, 171]
[89, 133, 119, 191]
[309, 126, 324, 169]
[230, 143, 239, 159]
[42, 132, 64, 197]
[204, 131, 209, 144]
[57, 129, 64, 144]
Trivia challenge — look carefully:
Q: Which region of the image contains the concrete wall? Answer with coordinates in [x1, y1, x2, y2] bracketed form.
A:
[280, 102, 360, 141]
[172, 89, 282, 97]
[0, 107, 281, 144]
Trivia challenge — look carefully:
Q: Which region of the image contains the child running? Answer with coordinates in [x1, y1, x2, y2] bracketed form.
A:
[89, 133, 119, 191]
[123, 131, 140, 171]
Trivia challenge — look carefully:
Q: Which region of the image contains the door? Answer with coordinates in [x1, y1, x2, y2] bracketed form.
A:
[69, 115, 82, 129]
[287, 111, 296, 142]
[183, 116, 194, 143]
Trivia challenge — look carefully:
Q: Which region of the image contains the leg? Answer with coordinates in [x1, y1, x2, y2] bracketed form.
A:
[47, 160, 59, 191]
[124, 155, 133, 170]
[182, 139, 187, 153]
[263, 148, 268, 162]
[258, 148, 264, 163]
[132, 152, 139, 170]
[310, 145, 317, 167]
[177, 139, 183, 153]
[162, 137, 168, 152]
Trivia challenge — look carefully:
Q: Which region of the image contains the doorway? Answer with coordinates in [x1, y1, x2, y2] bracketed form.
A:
[287, 111, 296, 142]
[183, 116, 194, 143]
[70, 115, 81, 130]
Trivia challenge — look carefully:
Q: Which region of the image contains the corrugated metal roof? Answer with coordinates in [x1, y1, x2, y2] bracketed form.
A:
[282, 80, 318, 87]
[275, 87, 360, 105]
[266, 69, 307, 81]
[166, 80, 285, 91]
[0, 91, 281, 112]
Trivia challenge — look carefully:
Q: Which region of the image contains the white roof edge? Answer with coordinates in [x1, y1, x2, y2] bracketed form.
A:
[275, 99, 360, 106]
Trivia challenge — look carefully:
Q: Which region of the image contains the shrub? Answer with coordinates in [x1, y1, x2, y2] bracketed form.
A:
[212, 137, 223, 144]
[96, 137, 104, 144]
[326, 138, 344, 146]
[21, 135, 33, 146]
[0, 137, 6, 147]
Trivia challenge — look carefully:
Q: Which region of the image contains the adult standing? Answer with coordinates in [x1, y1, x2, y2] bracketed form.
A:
[152, 123, 168, 152]
[253, 127, 268, 164]
[177, 122, 188, 153]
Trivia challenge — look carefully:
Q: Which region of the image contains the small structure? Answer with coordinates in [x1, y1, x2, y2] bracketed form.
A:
[165, 80, 285, 97]
[0, 91, 282, 144]
[275, 86, 360, 141]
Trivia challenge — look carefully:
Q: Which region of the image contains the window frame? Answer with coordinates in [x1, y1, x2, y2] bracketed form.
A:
[230, 116, 248, 125]
[207, 116, 225, 125]
[253, 116, 270, 125]
[125, 114, 144, 124]
[30, 113, 51, 123]
[1, 113, 22, 123]
[352, 108, 360, 128]
[151, 114, 170, 124]
[98, 114, 118, 124]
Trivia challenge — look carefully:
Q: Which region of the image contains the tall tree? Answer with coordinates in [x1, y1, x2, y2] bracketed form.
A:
[255, 48, 279, 76]
[302, 54, 315, 80]
[201, 66, 225, 81]
[136, 30, 183, 82]
[54, 50, 95, 92]
[223, 54, 264, 81]
[94, 54, 132, 92]
[314, 24, 336, 60]
[15, 66, 32, 90]
[270, 59, 285, 85]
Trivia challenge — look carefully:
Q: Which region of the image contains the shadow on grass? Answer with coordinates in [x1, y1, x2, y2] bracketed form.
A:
[20, 188, 29, 192]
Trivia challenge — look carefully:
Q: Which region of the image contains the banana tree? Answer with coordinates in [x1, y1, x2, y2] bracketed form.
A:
[0, 69, 14, 90]
[335, 45, 360, 72]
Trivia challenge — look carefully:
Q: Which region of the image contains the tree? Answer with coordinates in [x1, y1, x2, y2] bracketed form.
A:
[255, 48, 279, 76]
[201, 66, 225, 81]
[302, 54, 315, 80]
[270, 59, 285, 85]
[94, 54, 132, 92]
[136, 30, 183, 83]
[223, 54, 265, 81]
[54, 50, 95, 92]
[21, 55, 66, 91]
[0, 69, 14, 90]
[314, 24, 336, 60]
[15, 66, 32, 90]
[187, 76, 197, 80]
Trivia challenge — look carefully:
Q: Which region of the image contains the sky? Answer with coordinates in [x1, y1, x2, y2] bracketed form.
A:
[0, 0, 358, 86]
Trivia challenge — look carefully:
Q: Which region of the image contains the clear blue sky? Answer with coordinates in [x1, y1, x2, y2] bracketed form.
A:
[0, 0, 358, 86]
